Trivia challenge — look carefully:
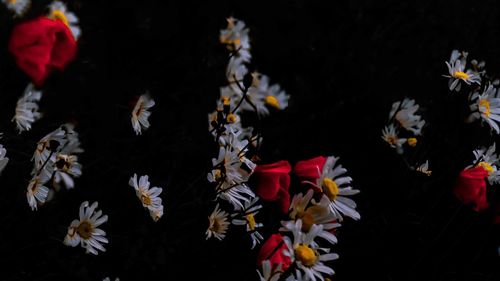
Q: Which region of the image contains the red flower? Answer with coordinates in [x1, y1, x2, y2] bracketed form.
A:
[453, 166, 489, 212]
[256, 234, 291, 272]
[254, 160, 291, 213]
[293, 156, 327, 181]
[9, 17, 77, 86]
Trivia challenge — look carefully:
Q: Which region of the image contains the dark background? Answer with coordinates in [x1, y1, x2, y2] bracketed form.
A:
[1, 0, 499, 280]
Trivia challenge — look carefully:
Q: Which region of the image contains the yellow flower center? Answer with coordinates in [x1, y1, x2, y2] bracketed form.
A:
[221, 96, 231, 106]
[50, 10, 70, 27]
[299, 211, 315, 232]
[8, 0, 17, 4]
[385, 135, 398, 146]
[77, 221, 93, 239]
[295, 244, 318, 267]
[322, 177, 339, 201]
[140, 191, 152, 206]
[226, 113, 238, 123]
[246, 213, 256, 230]
[477, 161, 494, 175]
[265, 96, 280, 109]
[407, 138, 417, 147]
[479, 99, 491, 117]
[453, 71, 470, 80]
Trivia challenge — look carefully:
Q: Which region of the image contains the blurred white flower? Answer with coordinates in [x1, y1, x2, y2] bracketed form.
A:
[64, 201, 108, 255]
[257, 260, 282, 281]
[12, 83, 42, 133]
[131, 94, 155, 135]
[129, 174, 164, 221]
[206, 203, 230, 241]
[2, 0, 30, 17]
[389, 98, 425, 135]
[0, 137, 9, 174]
[416, 160, 432, 176]
[381, 124, 406, 154]
[468, 84, 500, 134]
[53, 153, 82, 190]
[444, 50, 481, 91]
[26, 167, 52, 211]
[220, 17, 251, 62]
[48, 1, 81, 40]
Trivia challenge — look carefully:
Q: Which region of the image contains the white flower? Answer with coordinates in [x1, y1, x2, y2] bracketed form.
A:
[381, 124, 406, 154]
[32, 127, 66, 170]
[232, 72, 290, 116]
[206, 203, 230, 241]
[129, 174, 164, 222]
[0, 142, 9, 174]
[12, 83, 42, 133]
[468, 143, 500, 184]
[444, 50, 481, 92]
[103, 278, 119, 281]
[64, 201, 108, 255]
[220, 17, 251, 62]
[257, 260, 282, 281]
[2, 0, 30, 17]
[26, 168, 52, 211]
[304, 156, 360, 221]
[131, 94, 155, 135]
[283, 220, 339, 281]
[48, 1, 81, 40]
[226, 56, 249, 89]
[231, 197, 264, 249]
[282, 190, 340, 245]
[416, 160, 432, 176]
[468, 84, 500, 134]
[53, 153, 82, 190]
[389, 98, 425, 135]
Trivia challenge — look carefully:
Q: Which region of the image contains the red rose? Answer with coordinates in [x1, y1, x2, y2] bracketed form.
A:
[453, 166, 489, 212]
[9, 17, 77, 87]
[254, 160, 291, 213]
[256, 234, 291, 272]
[293, 156, 327, 181]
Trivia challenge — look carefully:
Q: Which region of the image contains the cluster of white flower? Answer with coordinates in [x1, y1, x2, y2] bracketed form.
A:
[381, 98, 430, 176]
[444, 49, 500, 134]
[1, 0, 31, 17]
[26, 123, 83, 210]
[206, 17, 290, 249]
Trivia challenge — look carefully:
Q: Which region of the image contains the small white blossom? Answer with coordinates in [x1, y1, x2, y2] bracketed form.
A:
[444, 50, 481, 91]
[12, 83, 42, 133]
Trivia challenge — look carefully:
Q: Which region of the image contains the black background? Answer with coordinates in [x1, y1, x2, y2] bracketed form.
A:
[1, 0, 500, 280]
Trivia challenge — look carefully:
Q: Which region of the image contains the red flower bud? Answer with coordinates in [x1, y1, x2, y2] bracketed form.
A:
[453, 166, 489, 212]
[9, 17, 77, 87]
[254, 160, 291, 213]
[256, 234, 291, 272]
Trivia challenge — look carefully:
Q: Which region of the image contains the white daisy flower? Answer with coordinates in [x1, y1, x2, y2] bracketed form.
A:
[389, 98, 425, 135]
[381, 124, 406, 154]
[444, 50, 481, 92]
[63, 201, 108, 255]
[12, 83, 42, 133]
[0, 142, 9, 174]
[231, 72, 290, 116]
[468, 143, 500, 184]
[283, 220, 339, 281]
[208, 145, 255, 186]
[32, 127, 66, 171]
[282, 190, 340, 245]
[416, 160, 432, 176]
[26, 167, 52, 211]
[48, 1, 81, 40]
[226, 56, 249, 90]
[220, 17, 251, 62]
[53, 153, 82, 190]
[303, 156, 360, 221]
[129, 174, 164, 222]
[206, 203, 230, 241]
[232, 197, 264, 249]
[131, 94, 155, 135]
[468, 84, 500, 134]
[257, 260, 282, 281]
[2, 0, 30, 17]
